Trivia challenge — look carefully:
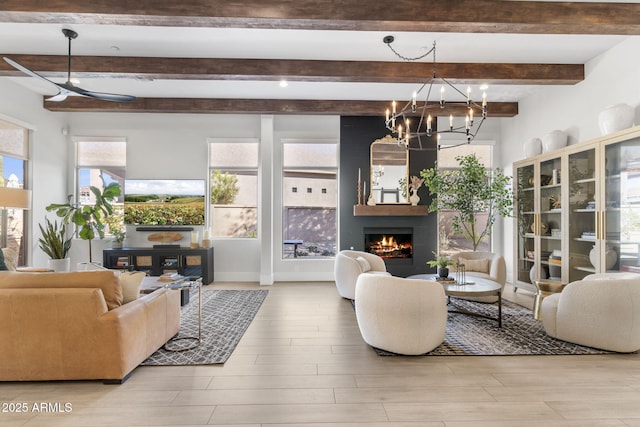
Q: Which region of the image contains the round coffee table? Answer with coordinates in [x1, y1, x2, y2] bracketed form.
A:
[408, 274, 503, 327]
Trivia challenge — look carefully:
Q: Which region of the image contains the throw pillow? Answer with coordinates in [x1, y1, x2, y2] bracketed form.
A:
[458, 257, 490, 274]
[355, 256, 371, 273]
[119, 271, 147, 304]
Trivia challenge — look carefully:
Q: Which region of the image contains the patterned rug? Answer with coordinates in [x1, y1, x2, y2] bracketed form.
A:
[356, 298, 612, 356]
[142, 289, 268, 365]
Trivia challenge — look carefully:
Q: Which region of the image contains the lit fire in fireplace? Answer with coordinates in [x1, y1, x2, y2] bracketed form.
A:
[367, 234, 412, 258]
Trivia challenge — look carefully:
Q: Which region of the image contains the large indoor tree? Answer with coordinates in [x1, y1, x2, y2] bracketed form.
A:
[420, 154, 512, 251]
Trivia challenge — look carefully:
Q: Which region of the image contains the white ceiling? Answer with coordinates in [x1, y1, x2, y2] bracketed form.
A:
[0, 21, 635, 103]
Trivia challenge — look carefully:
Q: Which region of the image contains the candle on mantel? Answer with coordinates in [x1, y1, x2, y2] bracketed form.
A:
[191, 231, 199, 244]
[358, 168, 361, 182]
[203, 229, 210, 240]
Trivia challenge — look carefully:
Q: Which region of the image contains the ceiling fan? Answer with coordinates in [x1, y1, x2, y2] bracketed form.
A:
[3, 28, 136, 102]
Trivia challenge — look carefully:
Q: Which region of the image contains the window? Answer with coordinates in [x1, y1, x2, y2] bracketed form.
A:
[0, 119, 29, 265]
[209, 139, 259, 238]
[282, 140, 338, 258]
[437, 143, 493, 255]
[76, 139, 126, 236]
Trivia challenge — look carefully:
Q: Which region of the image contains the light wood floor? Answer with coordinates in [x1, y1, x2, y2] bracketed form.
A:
[3, 281, 640, 426]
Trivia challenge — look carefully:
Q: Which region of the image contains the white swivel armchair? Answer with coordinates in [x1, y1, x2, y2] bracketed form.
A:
[541, 272, 640, 353]
[334, 250, 389, 300]
[448, 251, 506, 303]
[355, 273, 447, 355]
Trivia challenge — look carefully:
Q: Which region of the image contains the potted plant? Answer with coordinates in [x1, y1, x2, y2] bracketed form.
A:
[420, 154, 512, 251]
[426, 251, 453, 278]
[46, 179, 121, 264]
[38, 217, 72, 271]
[111, 228, 126, 249]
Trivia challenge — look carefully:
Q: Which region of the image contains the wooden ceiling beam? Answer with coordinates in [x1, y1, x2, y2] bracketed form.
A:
[2, 0, 639, 35]
[0, 54, 583, 85]
[43, 97, 519, 117]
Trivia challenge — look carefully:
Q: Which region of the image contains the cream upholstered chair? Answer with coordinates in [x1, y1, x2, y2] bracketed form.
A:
[448, 251, 506, 303]
[355, 273, 447, 355]
[334, 250, 389, 300]
[540, 272, 640, 353]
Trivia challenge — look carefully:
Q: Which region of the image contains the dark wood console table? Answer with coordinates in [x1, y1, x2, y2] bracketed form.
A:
[103, 246, 214, 284]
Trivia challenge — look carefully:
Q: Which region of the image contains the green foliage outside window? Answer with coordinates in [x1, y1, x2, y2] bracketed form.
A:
[210, 170, 239, 204]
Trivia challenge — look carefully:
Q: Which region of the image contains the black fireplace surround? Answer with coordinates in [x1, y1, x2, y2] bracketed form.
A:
[339, 116, 438, 277]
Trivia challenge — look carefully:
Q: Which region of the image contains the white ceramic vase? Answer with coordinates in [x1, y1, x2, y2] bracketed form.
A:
[541, 130, 567, 153]
[589, 245, 617, 270]
[409, 189, 420, 206]
[47, 258, 70, 272]
[523, 137, 542, 158]
[598, 103, 634, 135]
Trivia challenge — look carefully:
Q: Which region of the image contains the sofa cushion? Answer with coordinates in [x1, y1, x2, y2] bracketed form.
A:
[119, 271, 146, 304]
[355, 256, 372, 272]
[0, 270, 123, 310]
[458, 257, 490, 274]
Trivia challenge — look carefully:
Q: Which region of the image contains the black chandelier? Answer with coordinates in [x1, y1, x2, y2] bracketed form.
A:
[383, 36, 487, 150]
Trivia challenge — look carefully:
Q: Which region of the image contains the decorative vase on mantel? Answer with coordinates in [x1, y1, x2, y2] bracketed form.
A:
[409, 188, 420, 206]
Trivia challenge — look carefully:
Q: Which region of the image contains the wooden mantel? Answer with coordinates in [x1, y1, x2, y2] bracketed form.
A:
[353, 204, 428, 216]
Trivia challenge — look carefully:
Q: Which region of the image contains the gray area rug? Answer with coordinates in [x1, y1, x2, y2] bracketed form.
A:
[142, 289, 268, 365]
[355, 298, 612, 356]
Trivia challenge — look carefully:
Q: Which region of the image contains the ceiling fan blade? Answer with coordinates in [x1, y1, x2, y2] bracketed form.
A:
[46, 93, 69, 102]
[57, 82, 137, 102]
[4, 29, 137, 104]
[3, 56, 61, 92]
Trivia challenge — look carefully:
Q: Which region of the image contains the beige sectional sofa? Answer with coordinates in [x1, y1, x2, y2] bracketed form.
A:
[0, 270, 180, 383]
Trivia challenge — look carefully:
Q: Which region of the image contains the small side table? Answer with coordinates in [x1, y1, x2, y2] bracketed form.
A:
[163, 278, 203, 352]
[533, 280, 567, 320]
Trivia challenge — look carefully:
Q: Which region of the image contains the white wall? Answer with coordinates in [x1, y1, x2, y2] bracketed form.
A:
[500, 36, 640, 283]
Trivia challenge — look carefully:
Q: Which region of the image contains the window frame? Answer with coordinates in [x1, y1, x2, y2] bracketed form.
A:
[208, 138, 260, 239]
[281, 139, 338, 260]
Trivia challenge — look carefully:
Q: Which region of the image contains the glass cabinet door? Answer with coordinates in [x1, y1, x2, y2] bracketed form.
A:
[514, 162, 536, 290]
[538, 156, 563, 282]
[568, 146, 598, 282]
[603, 136, 640, 273]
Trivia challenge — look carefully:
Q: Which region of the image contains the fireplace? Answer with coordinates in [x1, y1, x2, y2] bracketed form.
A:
[364, 227, 413, 259]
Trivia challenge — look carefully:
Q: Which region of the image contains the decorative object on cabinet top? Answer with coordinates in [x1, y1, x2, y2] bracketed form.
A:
[598, 103, 635, 136]
[524, 137, 542, 158]
[541, 130, 568, 153]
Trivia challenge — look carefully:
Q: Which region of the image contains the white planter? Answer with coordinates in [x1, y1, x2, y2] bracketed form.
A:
[523, 137, 542, 158]
[47, 258, 71, 272]
[541, 130, 567, 153]
[598, 103, 634, 135]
